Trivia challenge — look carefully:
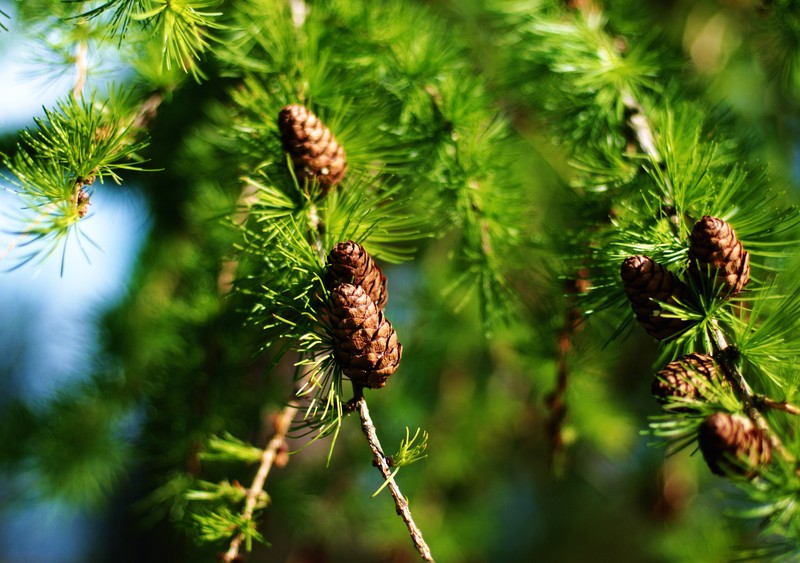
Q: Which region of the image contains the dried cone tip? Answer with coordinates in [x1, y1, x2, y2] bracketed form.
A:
[76, 188, 91, 218]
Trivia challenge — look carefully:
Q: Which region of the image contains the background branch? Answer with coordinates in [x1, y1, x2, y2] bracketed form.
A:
[222, 401, 299, 563]
[72, 38, 88, 99]
[621, 91, 660, 163]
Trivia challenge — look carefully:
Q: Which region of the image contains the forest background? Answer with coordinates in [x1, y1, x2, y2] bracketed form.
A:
[2, 0, 800, 562]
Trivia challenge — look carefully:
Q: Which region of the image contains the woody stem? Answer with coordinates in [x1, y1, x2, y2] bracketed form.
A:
[710, 323, 794, 462]
[350, 391, 434, 561]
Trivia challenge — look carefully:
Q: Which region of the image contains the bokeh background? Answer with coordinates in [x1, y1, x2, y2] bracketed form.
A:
[1, 1, 799, 561]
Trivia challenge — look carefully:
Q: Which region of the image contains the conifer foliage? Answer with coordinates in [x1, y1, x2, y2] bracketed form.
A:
[4, 0, 800, 561]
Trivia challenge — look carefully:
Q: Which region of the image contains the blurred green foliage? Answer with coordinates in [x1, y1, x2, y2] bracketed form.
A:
[2, 0, 800, 561]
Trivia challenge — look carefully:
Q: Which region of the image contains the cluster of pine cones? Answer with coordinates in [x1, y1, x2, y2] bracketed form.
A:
[277, 105, 400, 388]
[621, 216, 750, 340]
[324, 241, 402, 389]
[652, 353, 771, 479]
[621, 217, 769, 478]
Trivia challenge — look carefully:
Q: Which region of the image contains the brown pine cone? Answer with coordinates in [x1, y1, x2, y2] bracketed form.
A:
[697, 412, 772, 479]
[621, 255, 692, 340]
[76, 188, 91, 218]
[329, 283, 402, 389]
[652, 353, 725, 409]
[278, 104, 347, 193]
[326, 241, 388, 311]
[688, 216, 750, 296]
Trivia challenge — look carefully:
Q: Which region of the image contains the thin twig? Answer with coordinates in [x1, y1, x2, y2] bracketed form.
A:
[545, 327, 570, 467]
[309, 202, 326, 260]
[709, 323, 754, 399]
[222, 401, 300, 563]
[351, 393, 434, 562]
[545, 271, 589, 470]
[131, 91, 165, 133]
[621, 91, 660, 163]
[709, 324, 795, 463]
[755, 396, 800, 416]
[217, 182, 261, 295]
[547, 325, 574, 460]
[72, 38, 88, 99]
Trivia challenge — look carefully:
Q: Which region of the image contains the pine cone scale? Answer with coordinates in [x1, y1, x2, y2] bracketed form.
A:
[329, 283, 401, 389]
[689, 216, 750, 295]
[652, 353, 726, 410]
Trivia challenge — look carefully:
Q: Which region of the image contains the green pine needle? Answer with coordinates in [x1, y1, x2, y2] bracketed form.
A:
[135, 0, 225, 81]
[371, 427, 428, 497]
[191, 507, 269, 548]
[185, 479, 258, 506]
[68, 0, 140, 39]
[0, 87, 151, 270]
[200, 433, 263, 464]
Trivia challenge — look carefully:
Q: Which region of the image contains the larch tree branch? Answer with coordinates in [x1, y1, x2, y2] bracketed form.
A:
[72, 37, 88, 99]
[349, 392, 434, 562]
[709, 325, 795, 463]
[221, 401, 300, 563]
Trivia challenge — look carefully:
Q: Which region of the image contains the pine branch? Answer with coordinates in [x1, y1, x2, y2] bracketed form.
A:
[710, 323, 795, 463]
[0, 85, 159, 270]
[16, 0, 800, 559]
[571, 1, 666, 194]
[136, 0, 224, 81]
[755, 397, 800, 416]
[72, 35, 89, 98]
[221, 402, 299, 563]
[69, 0, 140, 39]
[621, 90, 659, 163]
[546, 280, 586, 472]
[72, 0, 224, 80]
[540, 0, 659, 467]
[348, 390, 434, 562]
[524, 0, 800, 552]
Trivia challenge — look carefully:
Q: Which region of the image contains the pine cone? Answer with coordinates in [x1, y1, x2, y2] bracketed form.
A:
[326, 241, 388, 311]
[278, 104, 347, 192]
[697, 412, 772, 479]
[76, 188, 91, 218]
[688, 216, 750, 296]
[621, 255, 692, 340]
[329, 283, 402, 389]
[652, 353, 724, 409]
